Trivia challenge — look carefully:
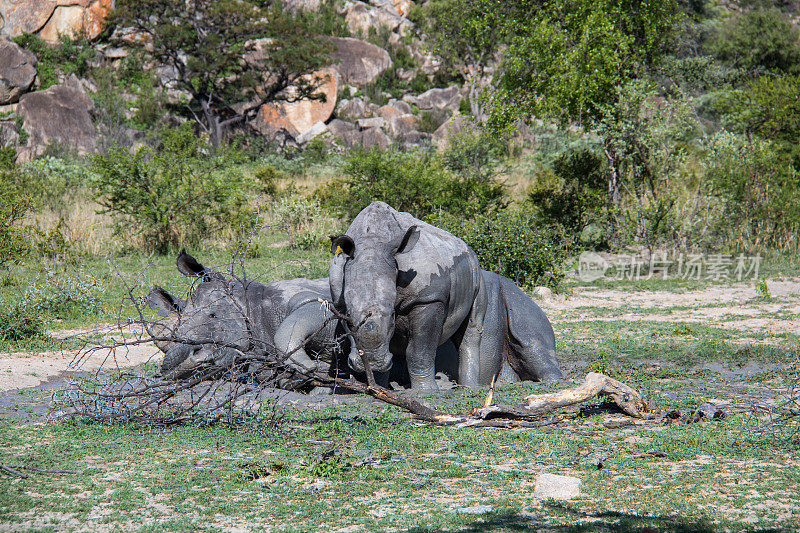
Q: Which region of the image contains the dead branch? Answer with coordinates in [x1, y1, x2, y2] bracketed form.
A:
[0, 463, 79, 479]
[476, 372, 656, 421]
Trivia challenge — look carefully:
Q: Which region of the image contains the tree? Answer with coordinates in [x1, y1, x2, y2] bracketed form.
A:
[108, 0, 334, 148]
[708, 8, 800, 75]
[491, 0, 682, 129]
[487, 0, 683, 202]
[717, 74, 800, 148]
[91, 125, 251, 253]
[410, 0, 515, 119]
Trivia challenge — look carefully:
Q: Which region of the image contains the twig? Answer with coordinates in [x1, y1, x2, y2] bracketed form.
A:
[0, 463, 79, 478]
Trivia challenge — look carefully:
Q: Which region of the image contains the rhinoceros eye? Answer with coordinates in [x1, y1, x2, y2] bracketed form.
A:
[209, 312, 217, 319]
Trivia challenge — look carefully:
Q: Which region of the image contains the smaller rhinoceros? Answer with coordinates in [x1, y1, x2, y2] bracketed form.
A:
[147, 251, 357, 386]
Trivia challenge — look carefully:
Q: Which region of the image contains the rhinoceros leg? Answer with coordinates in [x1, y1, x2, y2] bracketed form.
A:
[456, 276, 490, 389]
[273, 302, 337, 374]
[476, 272, 512, 385]
[405, 302, 447, 390]
[500, 277, 563, 382]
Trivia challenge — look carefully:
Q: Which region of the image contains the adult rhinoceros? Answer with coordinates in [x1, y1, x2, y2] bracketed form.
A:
[329, 201, 562, 390]
[147, 251, 356, 385]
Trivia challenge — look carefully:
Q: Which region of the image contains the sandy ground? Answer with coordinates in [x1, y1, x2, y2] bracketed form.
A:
[0, 279, 797, 392]
[539, 279, 800, 336]
[0, 342, 162, 391]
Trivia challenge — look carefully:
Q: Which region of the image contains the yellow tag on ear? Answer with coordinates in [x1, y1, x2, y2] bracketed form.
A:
[335, 245, 343, 255]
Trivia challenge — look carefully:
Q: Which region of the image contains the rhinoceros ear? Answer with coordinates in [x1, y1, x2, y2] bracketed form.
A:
[330, 235, 355, 257]
[394, 225, 420, 255]
[176, 249, 222, 282]
[176, 249, 206, 277]
[147, 286, 185, 317]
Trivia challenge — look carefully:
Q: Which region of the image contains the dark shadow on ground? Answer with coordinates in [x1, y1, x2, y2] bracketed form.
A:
[408, 503, 793, 532]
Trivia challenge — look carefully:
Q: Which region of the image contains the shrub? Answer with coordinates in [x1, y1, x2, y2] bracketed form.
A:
[272, 196, 325, 248]
[527, 147, 608, 243]
[12, 33, 95, 90]
[24, 270, 103, 319]
[0, 304, 45, 342]
[0, 165, 35, 266]
[716, 74, 800, 149]
[441, 127, 504, 182]
[704, 131, 800, 249]
[317, 148, 505, 220]
[20, 156, 94, 215]
[708, 9, 800, 75]
[91, 126, 253, 253]
[429, 209, 569, 290]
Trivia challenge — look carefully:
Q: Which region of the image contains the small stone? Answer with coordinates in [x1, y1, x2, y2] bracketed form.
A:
[455, 505, 492, 514]
[533, 473, 582, 500]
[532, 286, 553, 300]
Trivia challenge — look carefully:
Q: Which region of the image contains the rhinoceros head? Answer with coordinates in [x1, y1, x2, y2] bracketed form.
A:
[147, 251, 253, 378]
[329, 204, 420, 374]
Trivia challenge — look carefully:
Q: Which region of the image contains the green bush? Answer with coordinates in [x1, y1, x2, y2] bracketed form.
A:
[272, 196, 325, 249]
[12, 33, 95, 90]
[527, 147, 608, 243]
[24, 270, 103, 319]
[91, 126, 253, 253]
[704, 131, 800, 249]
[0, 165, 35, 266]
[708, 9, 800, 75]
[716, 74, 800, 149]
[0, 305, 45, 342]
[21, 156, 94, 215]
[441, 127, 503, 182]
[317, 148, 505, 220]
[429, 209, 569, 290]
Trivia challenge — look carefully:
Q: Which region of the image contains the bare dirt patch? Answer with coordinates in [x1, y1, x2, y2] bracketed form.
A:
[0, 343, 161, 391]
[540, 279, 800, 337]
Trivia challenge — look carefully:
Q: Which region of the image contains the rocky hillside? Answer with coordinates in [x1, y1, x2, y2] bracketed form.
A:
[0, 0, 475, 160]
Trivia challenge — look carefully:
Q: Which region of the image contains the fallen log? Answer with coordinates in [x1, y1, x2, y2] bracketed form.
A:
[475, 372, 656, 421]
[309, 370, 656, 428]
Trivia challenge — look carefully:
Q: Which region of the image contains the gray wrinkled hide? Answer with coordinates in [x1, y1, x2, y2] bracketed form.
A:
[148, 269, 357, 386]
[330, 201, 562, 390]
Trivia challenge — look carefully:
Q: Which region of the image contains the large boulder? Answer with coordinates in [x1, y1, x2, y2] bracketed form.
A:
[0, 38, 36, 104]
[387, 98, 412, 115]
[280, 0, 322, 11]
[330, 124, 391, 149]
[252, 69, 338, 141]
[279, 69, 338, 137]
[369, 0, 413, 17]
[377, 103, 402, 121]
[337, 97, 369, 120]
[359, 127, 391, 149]
[0, 0, 113, 42]
[356, 116, 385, 130]
[343, 0, 410, 36]
[405, 86, 462, 111]
[388, 113, 417, 138]
[17, 79, 97, 161]
[432, 113, 475, 151]
[327, 118, 356, 140]
[296, 121, 327, 145]
[252, 102, 300, 140]
[328, 37, 391, 88]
